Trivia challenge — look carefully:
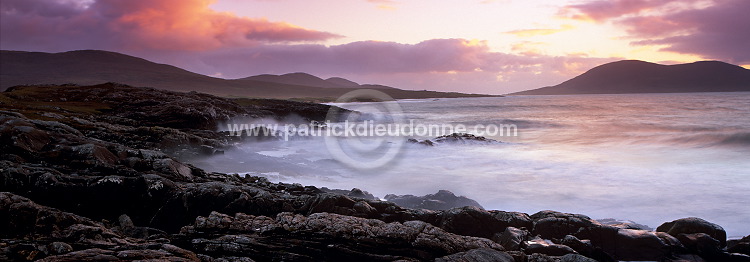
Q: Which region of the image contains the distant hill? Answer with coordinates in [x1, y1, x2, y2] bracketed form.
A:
[325, 77, 360, 87]
[510, 60, 750, 95]
[0, 50, 493, 99]
[241, 73, 356, 88]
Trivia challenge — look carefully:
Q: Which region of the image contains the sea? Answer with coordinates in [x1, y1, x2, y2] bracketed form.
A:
[193, 92, 750, 238]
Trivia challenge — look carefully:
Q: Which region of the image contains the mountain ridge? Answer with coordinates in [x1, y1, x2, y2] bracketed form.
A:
[510, 60, 750, 95]
[0, 49, 493, 99]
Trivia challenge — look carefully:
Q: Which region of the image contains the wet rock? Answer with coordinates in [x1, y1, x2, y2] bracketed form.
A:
[385, 190, 484, 210]
[407, 138, 435, 146]
[560, 254, 597, 262]
[523, 238, 577, 256]
[596, 218, 652, 230]
[657, 217, 727, 247]
[320, 187, 377, 200]
[48, 242, 73, 255]
[432, 133, 502, 144]
[495, 226, 529, 251]
[180, 211, 504, 261]
[728, 235, 750, 255]
[526, 253, 557, 262]
[531, 210, 600, 240]
[676, 233, 746, 262]
[436, 248, 515, 262]
[437, 206, 530, 239]
[576, 226, 683, 261]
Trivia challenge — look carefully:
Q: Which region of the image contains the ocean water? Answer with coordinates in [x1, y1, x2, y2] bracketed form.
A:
[194, 92, 750, 238]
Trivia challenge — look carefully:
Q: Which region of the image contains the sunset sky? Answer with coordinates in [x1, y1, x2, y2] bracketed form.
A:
[1, 0, 748, 94]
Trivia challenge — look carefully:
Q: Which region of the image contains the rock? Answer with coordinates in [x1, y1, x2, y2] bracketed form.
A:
[526, 253, 557, 262]
[531, 210, 600, 240]
[432, 133, 502, 144]
[666, 254, 708, 262]
[523, 238, 577, 256]
[676, 233, 724, 260]
[560, 254, 598, 262]
[437, 206, 530, 239]
[576, 226, 683, 261]
[657, 217, 727, 247]
[596, 218, 652, 230]
[407, 138, 435, 146]
[560, 235, 592, 255]
[48, 242, 73, 255]
[320, 187, 377, 200]
[436, 248, 515, 262]
[181, 211, 504, 261]
[385, 190, 484, 210]
[495, 226, 529, 251]
[728, 235, 750, 255]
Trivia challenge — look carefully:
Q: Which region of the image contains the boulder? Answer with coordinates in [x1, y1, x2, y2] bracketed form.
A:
[495, 226, 529, 251]
[385, 190, 484, 210]
[436, 248, 515, 262]
[531, 210, 600, 239]
[657, 217, 727, 247]
[523, 238, 577, 256]
[576, 226, 683, 261]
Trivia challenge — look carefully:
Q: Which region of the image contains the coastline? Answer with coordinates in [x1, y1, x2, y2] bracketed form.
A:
[2, 84, 749, 261]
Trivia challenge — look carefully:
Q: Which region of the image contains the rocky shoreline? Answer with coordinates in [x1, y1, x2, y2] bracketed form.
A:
[1, 84, 749, 261]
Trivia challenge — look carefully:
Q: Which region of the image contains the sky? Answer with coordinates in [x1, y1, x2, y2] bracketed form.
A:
[1, 0, 748, 94]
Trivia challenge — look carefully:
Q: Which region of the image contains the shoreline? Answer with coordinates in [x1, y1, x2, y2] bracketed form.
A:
[2, 84, 749, 261]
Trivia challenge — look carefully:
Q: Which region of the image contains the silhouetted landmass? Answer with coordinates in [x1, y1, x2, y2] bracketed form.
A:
[511, 60, 750, 95]
[0, 50, 494, 99]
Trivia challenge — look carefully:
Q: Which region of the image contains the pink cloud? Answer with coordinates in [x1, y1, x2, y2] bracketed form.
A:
[0, 0, 340, 52]
[149, 39, 616, 94]
[560, 0, 750, 64]
[559, 0, 669, 22]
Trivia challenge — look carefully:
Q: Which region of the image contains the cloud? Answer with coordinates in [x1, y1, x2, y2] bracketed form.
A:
[157, 38, 616, 94]
[505, 25, 575, 37]
[0, 0, 340, 52]
[559, 0, 750, 64]
[559, 0, 666, 22]
[366, 0, 397, 10]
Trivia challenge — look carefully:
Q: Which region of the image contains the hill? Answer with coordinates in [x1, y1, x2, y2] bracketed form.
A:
[0, 50, 493, 99]
[510, 60, 750, 95]
[241, 73, 353, 88]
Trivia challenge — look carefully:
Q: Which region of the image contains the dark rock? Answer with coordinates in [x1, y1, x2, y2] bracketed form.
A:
[436, 248, 515, 262]
[432, 133, 502, 144]
[48, 242, 73, 255]
[385, 190, 484, 210]
[320, 187, 377, 200]
[179, 211, 504, 261]
[526, 253, 557, 262]
[436, 206, 531, 239]
[676, 233, 725, 260]
[728, 235, 750, 255]
[576, 226, 683, 261]
[560, 235, 592, 256]
[495, 226, 529, 251]
[657, 217, 727, 247]
[523, 238, 577, 256]
[560, 254, 597, 262]
[407, 138, 435, 146]
[596, 218, 652, 230]
[531, 210, 600, 240]
[667, 254, 708, 262]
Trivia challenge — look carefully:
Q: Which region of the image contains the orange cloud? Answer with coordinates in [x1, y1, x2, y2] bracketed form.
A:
[505, 25, 575, 37]
[0, 0, 341, 52]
